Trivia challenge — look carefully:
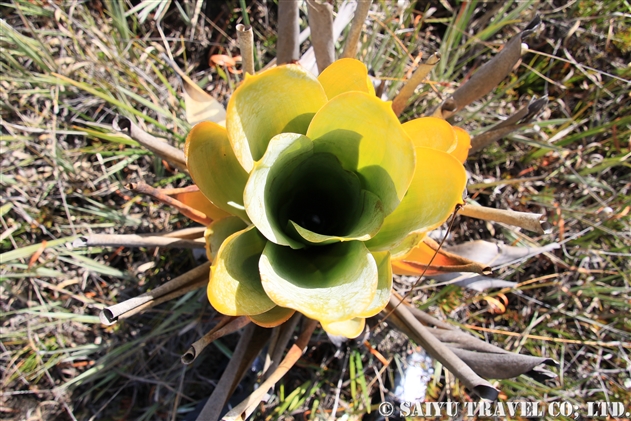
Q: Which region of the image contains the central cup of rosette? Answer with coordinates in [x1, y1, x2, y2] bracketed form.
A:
[244, 133, 385, 249]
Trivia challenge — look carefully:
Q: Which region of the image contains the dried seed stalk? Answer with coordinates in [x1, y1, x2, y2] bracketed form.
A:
[437, 16, 541, 119]
[236, 24, 255, 75]
[118, 277, 208, 321]
[263, 313, 301, 379]
[276, 0, 300, 64]
[128, 182, 213, 226]
[182, 317, 251, 365]
[392, 53, 441, 116]
[73, 234, 205, 249]
[223, 319, 318, 420]
[341, 0, 372, 59]
[100, 262, 211, 325]
[195, 325, 272, 421]
[306, 0, 335, 73]
[470, 96, 548, 153]
[161, 226, 206, 239]
[112, 116, 187, 172]
[459, 203, 546, 234]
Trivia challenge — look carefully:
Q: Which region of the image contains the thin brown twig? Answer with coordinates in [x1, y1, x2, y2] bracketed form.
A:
[128, 182, 213, 226]
[158, 185, 200, 195]
[72, 234, 205, 249]
[100, 262, 211, 325]
[459, 203, 546, 234]
[392, 53, 441, 116]
[182, 316, 251, 364]
[112, 116, 188, 173]
[341, 0, 372, 59]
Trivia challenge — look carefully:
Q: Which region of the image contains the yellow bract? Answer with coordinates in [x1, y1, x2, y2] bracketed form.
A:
[317, 58, 375, 100]
[226, 65, 327, 172]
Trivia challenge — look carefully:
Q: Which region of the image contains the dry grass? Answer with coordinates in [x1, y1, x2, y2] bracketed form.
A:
[1, 0, 630, 420]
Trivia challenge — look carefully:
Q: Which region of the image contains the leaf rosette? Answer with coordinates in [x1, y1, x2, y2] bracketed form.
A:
[185, 59, 468, 338]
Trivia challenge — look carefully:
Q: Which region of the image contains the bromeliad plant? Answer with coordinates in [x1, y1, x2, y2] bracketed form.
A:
[74, 2, 557, 419]
[186, 59, 467, 338]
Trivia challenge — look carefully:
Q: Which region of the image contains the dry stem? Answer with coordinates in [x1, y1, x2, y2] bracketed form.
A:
[341, 0, 372, 59]
[223, 318, 318, 420]
[392, 53, 441, 116]
[118, 277, 208, 321]
[128, 182, 213, 226]
[182, 317, 251, 365]
[196, 325, 272, 421]
[73, 234, 205, 249]
[276, 0, 300, 64]
[112, 116, 187, 172]
[306, 0, 335, 73]
[236, 24, 255, 75]
[100, 262, 211, 325]
[459, 203, 546, 234]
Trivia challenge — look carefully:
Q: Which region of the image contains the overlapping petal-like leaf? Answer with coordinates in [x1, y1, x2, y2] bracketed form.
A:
[317, 58, 375, 100]
[321, 318, 366, 338]
[226, 65, 328, 172]
[259, 240, 378, 324]
[208, 226, 275, 316]
[185, 121, 250, 222]
[307, 92, 416, 215]
[366, 146, 466, 251]
[452, 126, 472, 163]
[248, 306, 295, 328]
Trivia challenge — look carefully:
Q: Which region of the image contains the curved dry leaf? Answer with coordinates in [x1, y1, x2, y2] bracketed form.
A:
[470, 96, 548, 153]
[210, 54, 238, 67]
[438, 15, 541, 118]
[432, 240, 559, 291]
[160, 53, 227, 125]
[449, 347, 558, 380]
[182, 79, 227, 126]
[445, 240, 559, 268]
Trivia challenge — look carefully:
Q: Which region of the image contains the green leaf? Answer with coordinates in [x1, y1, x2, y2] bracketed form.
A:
[226, 64, 327, 172]
[307, 91, 415, 215]
[259, 240, 378, 324]
[244, 133, 313, 249]
[0, 236, 78, 264]
[204, 216, 249, 260]
[356, 251, 392, 318]
[321, 318, 366, 338]
[185, 121, 250, 222]
[248, 306, 295, 328]
[208, 225, 275, 316]
[366, 147, 466, 251]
